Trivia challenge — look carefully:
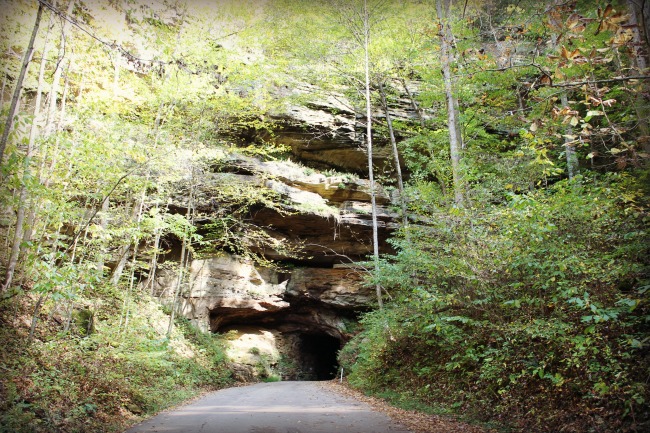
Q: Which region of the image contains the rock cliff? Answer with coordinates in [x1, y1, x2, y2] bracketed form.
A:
[153, 85, 415, 380]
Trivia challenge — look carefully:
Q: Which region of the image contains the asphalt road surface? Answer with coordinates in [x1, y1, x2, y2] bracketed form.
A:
[124, 381, 412, 433]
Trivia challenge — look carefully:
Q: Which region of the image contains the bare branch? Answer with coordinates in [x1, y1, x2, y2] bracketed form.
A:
[550, 75, 650, 87]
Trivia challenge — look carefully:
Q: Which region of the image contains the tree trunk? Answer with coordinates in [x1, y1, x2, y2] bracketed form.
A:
[1, 15, 55, 292]
[0, 2, 44, 166]
[20, 19, 55, 251]
[399, 77, 425, 129]
[167, 180, 195, 337]
[121, 188, 147, 333]
[378, 82, 408, 229]
[361, 0, 383, 309]
[561, 93, 579, 178]
[436, 0, 464, 207]
[144, 227, 162, 295]
[627, 0, 650, 58]
[0, 67, 6, 108]
[27, 12, 54, 155]
[627, 0, 650, 154]
[43, 0, 75, 138]
[109, 200, 140, 285]
[1, 177, 29, 292]
[110, 243, 132, 286]
[43, 57, 72, 187]
[29, 293, 48, 340]
[112, 46, 120, 98]
[96, 197, 110, 274]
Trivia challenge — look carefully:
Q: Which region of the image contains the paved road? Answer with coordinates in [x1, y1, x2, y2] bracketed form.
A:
[124, 381, 411, 433]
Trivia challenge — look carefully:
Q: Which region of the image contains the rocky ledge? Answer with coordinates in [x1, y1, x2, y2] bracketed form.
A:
[154, 84, 412, 381]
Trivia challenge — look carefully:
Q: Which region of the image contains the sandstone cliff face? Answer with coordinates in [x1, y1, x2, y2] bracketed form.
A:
[154, 252, 372, 380]
[154, 87, 415, 380]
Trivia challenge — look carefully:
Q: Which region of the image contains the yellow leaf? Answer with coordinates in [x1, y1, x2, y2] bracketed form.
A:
[566, 13, 581, 28]
[560, 45, 570, 59]
[599, 4, 613, 19]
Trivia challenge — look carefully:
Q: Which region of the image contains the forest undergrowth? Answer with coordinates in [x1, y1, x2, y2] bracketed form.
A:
[0, 287, 233, 433]
[340, 173, 650, 433]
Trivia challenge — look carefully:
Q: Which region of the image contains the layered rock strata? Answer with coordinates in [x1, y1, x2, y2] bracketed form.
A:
[154, 86, 413, 380]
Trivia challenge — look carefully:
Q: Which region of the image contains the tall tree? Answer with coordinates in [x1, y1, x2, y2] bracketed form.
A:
[360, 0, 383, 308]
[0, 2, 44, 169]
[378, 81, 408, 229]
[435, 0, 464, 207]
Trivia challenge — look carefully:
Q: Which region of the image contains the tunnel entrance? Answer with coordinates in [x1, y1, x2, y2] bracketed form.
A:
[211, 304, 348, 381]
[218, 325, 343, 382]
[295, 333, 341, 380]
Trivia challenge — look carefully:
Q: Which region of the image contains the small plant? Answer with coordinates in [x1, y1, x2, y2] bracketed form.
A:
[262, 375, 281, 382]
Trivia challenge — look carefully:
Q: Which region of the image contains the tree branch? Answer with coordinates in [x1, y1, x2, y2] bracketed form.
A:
[550, 75, 650, 87]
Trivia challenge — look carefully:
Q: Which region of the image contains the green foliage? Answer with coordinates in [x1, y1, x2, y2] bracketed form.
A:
[2, 1, 649, 433]
[343, 173, 650, 432]
[0, 291, 232, 433]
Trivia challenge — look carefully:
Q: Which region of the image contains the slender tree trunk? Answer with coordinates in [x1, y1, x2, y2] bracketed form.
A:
[27, 12, 54, 155]
[379, 82, 408, 228]
[29, 293, 48, 341]
[360, 0, 383, 309]
[144, 213, 162, 295]
[20, 20, 54, 252]
[110, 200, 140, 285]
[43, 57, 72, 187]
[121, 242, 139, 333]
[167, 233, 188, 338]
[146, 231, 161, 294]
[110, 242, 132, 286]
[0, 68, 6, 108]
[96, 197, 110, 274]
[0, 2, 44, 167]
[1, 176, 29, 292]
[1, 15, 55, 292]
[399, 77, 425, 129]
[561, 93, 579, 178]
[44, 0, 74, 138]
[627, 0, 650, 154]
[167, 181, 194, 337]
[121, 188, 147, 333]
[112, 46, 120, 98]
[436, 0, 464, 207]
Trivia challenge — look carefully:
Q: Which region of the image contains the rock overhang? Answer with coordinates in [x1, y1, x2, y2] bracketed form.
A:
[152, 84, 412, 380]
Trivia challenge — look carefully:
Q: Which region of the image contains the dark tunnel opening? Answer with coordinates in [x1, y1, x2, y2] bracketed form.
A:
[210, 306, 349, 381]
[297, 333, 341, 381]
